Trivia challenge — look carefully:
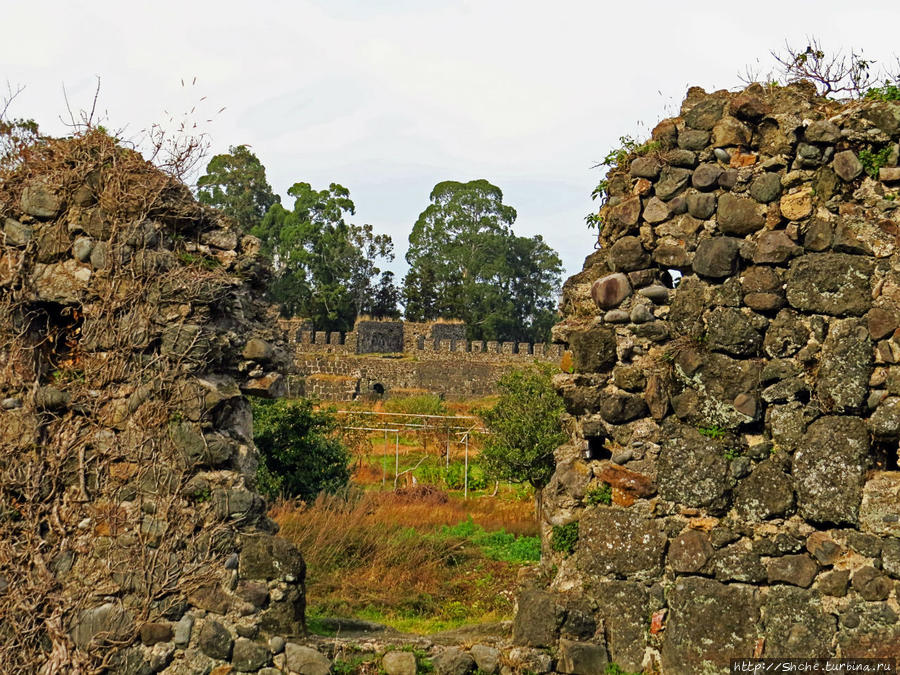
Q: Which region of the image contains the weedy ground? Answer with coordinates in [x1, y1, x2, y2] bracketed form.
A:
[272, 395, 539, 634]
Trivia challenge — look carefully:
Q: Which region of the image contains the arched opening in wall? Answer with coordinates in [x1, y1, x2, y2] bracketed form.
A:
[28, 301, 84, 377]
[584, 437, 612, 461]
[372, 382, 385, 396]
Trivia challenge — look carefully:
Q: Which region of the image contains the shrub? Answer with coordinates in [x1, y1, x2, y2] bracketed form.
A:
[480, 365, 567, 516]
[550, 522, 579, 555]
[585, 484, 612, 506]
[252, 398, 351, 501]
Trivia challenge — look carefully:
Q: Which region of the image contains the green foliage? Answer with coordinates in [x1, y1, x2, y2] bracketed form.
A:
[585, 483, 612, 506]
[251, 398, 351, 501]
[605, 664, 641, 675]
[480, 365, 567, 493]
[253, 182, 396, 330]
[859, 145, 894, 178]
[697, 425, 726, 439]
[865, 83, 900, 101]
[586, 136, 659, 230]
[197, 145, 280, 232]
[550, 521, 579, 555]
[440, 517, 541, 563]
[723, 448, 742, 461]
[402, 179, 562, 343]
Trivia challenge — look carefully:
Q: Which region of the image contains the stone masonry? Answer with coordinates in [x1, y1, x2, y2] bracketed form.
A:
[280, 318, 563, 401]
[513, 82, 900, 672]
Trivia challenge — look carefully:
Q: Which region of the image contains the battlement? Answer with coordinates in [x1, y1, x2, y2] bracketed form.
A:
[277, 317, 562, 361]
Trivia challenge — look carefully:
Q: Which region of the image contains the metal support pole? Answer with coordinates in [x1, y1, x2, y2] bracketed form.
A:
[395, 430, 399, 486]
[464, 433, 469, 500]
[382, 429, 387, 488]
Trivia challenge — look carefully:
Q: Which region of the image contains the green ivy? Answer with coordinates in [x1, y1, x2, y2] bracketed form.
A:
[859, 145, 893, 178]
[585, 484, 612, 506]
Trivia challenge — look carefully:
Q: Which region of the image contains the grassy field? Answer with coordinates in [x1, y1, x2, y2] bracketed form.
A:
[271, 395, 540, 634]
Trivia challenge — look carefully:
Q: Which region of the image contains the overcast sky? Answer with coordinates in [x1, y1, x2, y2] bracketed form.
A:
[3, 1, 899, 281]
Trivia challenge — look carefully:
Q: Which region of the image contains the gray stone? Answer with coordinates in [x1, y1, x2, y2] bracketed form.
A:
[786, 253, 873, 316]
[749, 172, 782, 203]
[589, 580, 648, 671]
[686, 190, 717, 219]
[764, 587, 835, 657]
[816, 318, 872, 412]
[3, 218, 33, 246]
[882, 538, 900, 578]
[72, 236, 94, 262]
[734, 460, 794, 521]
[859, 472, 900, 537]
[568, 327, 617, 373]
[284, 643, 332, 675]
[712, 541, 766, 583]
[198, 619, 232, 660]
[712, 116, 752, 147]
[753, 230, 801, 264]
[833, 150, 864, 181]
[148, 642, 175, 671]
[71, 602, 134, 649]
[668, 529, 714, 573]
[630, 156, 661, 178]
[642, 197, 669, 224]
[657, 421, 730, 512]
[591, 273, 632, 309]
[557, 639, 609, 675]
[717, 193, 766, 235]
[433, 647, 476, 675]
[172, 614, 194, 647]
[513, 589, 563, 647]
[232, 638, 271, 672]
[693, 237, 741, 278]
[655, 166, 693, 201]
[663, 149, 697, 167]
[870, 397, 900, 438]
[804, 217, 833, 251]
[793, 416, 868, 525]
[879, 166, 900, 182]
[240, 534, 304, 581]
[692, 163, 723, 190]
[577, 507, 666, 578]
[469, 645, 500, 675]
[763, 309, 810, 358]
[268, 635, 286, 654]
[609, 236, 649, 271]
[201, 228, 238, 250]
[705, 307, 762, 356]
[678, 128, 710, 151]
[806, 120, 841, 144]
[603, 309, 629, 323]
[684, 97, 725, 130]
[852, 566, 893, 601]
[661, 577, 759, 673]
[383, 650, 418, 675]
[818, 569, 850, 596]
[598, 391, 648, 424]
[21, 182, 62, 218]
[31, 260, 92, 304]
[160, 324, 210, 362]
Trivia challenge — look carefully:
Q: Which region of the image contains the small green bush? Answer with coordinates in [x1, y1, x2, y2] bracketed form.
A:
[859, 145, 894, 178]
[697, 425, 726, 439]
[865, 83, 900, 101]
[440, 517, 540, 563]
[550, 521, 579, 555]
[252, 398, 351, 502]
[585, 483, 612, 506]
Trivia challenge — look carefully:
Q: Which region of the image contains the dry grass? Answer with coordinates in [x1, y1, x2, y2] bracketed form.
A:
[270, 488, 537, 632]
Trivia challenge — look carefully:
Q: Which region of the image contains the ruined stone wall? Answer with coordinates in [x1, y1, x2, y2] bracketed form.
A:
[282, 319, 563, 400]
[0, 131, 310, 673]
[514, 83, 900, 672]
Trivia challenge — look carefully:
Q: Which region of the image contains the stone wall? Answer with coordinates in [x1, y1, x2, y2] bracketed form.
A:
[0, 131, 310, 673]
[282, 319, 563, 400]
[516, 83, 900, 672]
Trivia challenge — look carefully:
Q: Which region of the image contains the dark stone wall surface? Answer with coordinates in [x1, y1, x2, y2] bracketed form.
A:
[515, 84, 900, 672]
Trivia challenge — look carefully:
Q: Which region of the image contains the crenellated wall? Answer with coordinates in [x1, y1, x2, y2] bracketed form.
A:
[280, 318, 563, 400]
[514, 82, 900, 673]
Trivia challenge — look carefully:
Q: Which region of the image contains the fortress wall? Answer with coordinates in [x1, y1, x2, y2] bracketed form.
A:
[512, 83, 900, 672]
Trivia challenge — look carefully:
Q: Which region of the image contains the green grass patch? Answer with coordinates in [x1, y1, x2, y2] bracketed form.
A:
[439, 517, 540, 563]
